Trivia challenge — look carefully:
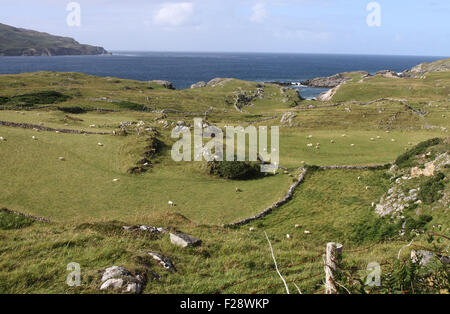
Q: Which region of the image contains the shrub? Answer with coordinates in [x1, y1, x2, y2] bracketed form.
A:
[395, 138, 442, 168]
[0, 91, 71, 107]
[117, 101, 146, 111]
[418, 172, 446, 204]
[350, 213, 433, 244]
[350, 215, 400, 244]
[207, 160, 263, 180]
[58, 106, 87, 114]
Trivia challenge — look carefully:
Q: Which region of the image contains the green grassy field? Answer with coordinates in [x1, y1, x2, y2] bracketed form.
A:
[0, 61, 449, 294]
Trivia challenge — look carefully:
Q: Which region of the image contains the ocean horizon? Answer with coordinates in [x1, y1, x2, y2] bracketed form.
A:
[0, 51, 446, 99]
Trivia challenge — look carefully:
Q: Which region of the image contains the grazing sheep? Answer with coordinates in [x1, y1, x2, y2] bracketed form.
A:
[32, 136, 37, 140]
[235, 187, 242, 192]
[59, 157, 65, 161]
[330, 140, 335, 143]
[391, 139, 396, 142]
[341, 134, 346, 137]
[370, 138, 375, 141]
[304, 230, 311, 235]
[350, 144, 355, 147]
[112, 178, 120, 182]
[307, 143, 313, 147]
[295, 224, 301, 229]
[365, 186, 370, 190]
[377, 136, 381, 139]
[168, 201, 176, 207]
[0, 137, 5, 141]
[249, 227, 255, 232]
[307, 135, 313, 139]
[97, 142, 104, 146]
[286, 234, 291, 239]
[89, 124, 96, 128]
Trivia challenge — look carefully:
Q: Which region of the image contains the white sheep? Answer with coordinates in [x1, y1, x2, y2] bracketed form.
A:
[0, 137, 5, 141]
[112, 178, 120, 182]
[168, 201, 176, 207]
[32, 136, 37, 140]
[307, 143, 313, 147]
[97, 142, 104, 146]
[286, 234, 291, 239]
[304, 230, 311, 235]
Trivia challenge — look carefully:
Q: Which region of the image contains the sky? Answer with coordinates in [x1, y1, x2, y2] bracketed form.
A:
[1, 0, 449, 56]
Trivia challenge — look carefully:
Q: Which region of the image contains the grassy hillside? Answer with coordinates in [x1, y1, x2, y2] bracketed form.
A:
[0, 23, 108, 56]
[0, 63, 448, 294]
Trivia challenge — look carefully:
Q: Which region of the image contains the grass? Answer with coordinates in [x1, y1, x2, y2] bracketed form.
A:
[0, 66, 449, 294]
[0, 91, 71, 107]
[0, 210, 35, 230]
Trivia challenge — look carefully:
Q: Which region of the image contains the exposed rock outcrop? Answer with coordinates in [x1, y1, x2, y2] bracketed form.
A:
[375, 70, 400, 79]
[280, 111, 297, 126]
[207, 78, 233, 87]
[402, 58, 450, 78]
[301, 71, 369, 88]
[170, 232, 202, 248]
[150, 80, 175, 90]
[99, 266, 145, 294]
[411, 250, 450, 266]
[191, 81, 207, 89]
[148, 252, 176, 271]
[375, 152, 449, 217]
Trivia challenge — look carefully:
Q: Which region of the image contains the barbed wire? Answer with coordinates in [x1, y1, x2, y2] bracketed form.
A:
[250, 272, 323, 294]
[212, 252, 323, 294]
[212, 238, 440, 294]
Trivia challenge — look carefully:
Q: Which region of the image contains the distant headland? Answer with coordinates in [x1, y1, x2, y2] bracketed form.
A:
[0, 23, 110, 56]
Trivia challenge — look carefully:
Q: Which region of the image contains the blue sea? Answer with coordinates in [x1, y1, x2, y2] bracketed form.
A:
[0, 52, 446, 99]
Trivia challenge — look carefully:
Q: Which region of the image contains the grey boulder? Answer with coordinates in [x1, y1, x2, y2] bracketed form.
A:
[170, 232, 202, 248]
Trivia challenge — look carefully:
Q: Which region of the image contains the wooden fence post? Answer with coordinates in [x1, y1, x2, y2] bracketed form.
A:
[324, 242, 343, 294]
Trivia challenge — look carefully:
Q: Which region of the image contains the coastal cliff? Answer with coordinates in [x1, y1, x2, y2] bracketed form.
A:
[0, 23, 109, 56]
